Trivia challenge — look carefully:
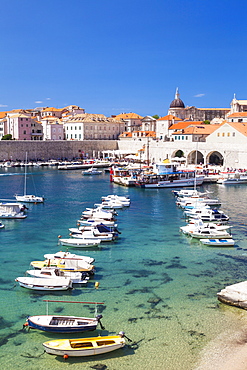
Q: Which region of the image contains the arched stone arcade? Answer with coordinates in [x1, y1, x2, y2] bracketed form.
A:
[205, 151, 224, 166]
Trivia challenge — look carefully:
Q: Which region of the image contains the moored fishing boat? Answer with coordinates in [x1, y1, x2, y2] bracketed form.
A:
[200, 238, 235, 246]
[26, 314, 103, 333]
[26, 267, 89, 284]
[43, 332, 126, 356]
[58, 237, 101, 248]
[15, 276, 73, 291]
[0, 202, 27, 219]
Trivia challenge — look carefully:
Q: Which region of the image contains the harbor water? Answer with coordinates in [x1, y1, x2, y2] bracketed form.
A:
[1, 166, 247, 369]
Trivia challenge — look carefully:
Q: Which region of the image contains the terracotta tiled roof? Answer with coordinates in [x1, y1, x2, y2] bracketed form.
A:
[226, 122, 247, 136]
[169, 121, 203, 130]
[119, 132, 132, 137]
[68, 113, 122, 123]
[42, 107, 64, 112]
[173, 124, 219, 135]
[197, 108, 230, 111]
[228, 112, 247, 118]
[0, 111, 7, 119]
[115, 113, 143, 119]
[158, 115, 182, 121]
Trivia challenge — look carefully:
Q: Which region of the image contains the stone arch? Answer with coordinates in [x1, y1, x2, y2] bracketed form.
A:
[206, 151, 224, 166]
[187, 150, 204, 165]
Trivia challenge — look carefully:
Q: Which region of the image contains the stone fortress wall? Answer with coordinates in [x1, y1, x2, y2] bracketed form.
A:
[0, 140, 118, 161]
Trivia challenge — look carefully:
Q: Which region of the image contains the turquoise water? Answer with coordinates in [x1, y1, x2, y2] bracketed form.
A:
[1, 167, 247, 370]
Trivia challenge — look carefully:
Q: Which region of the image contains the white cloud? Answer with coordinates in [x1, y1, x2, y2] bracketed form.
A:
[194, 94, 205, 98]
[35, 101, 43, 104]
[46, 98, 51, 100]
[0, 104, 8, 107]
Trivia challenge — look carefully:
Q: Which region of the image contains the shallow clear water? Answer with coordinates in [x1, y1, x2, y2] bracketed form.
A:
[1, 167, 247, 369]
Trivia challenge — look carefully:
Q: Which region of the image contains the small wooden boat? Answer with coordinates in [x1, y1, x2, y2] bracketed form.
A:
[26, 314, 103, 333]
[30, 258, 95, 274]
[15, 277, 73, 291]
[199, 238, 235, 246]
[43, 332, 126, 356]
[58, 237, 101, 248]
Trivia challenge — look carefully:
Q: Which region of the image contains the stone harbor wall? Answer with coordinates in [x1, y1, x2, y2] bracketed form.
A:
[0, 140, 118, 161]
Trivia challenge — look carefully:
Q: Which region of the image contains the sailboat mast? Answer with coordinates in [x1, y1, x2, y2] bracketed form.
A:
[24, 152, 27, 196]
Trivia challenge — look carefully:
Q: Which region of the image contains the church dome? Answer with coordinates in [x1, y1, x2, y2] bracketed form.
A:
[169, 88, 185, 108]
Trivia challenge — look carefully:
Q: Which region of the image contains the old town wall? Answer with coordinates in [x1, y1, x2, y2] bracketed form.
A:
[0, 140, 118, 161]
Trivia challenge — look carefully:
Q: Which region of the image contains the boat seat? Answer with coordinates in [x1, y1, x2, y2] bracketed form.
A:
[70, 341, 93, 348]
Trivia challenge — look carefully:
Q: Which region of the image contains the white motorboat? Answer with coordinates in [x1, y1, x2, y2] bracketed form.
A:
[187, 209, 229, 223]
[82, 168, 102, 175]
[44, 251, 95, 265]
[15, 152, 44, 203]
[188, 228, 231, 239]
[59, 237, 101, 248]
[217, 172, 247, 185]
[101, 195, 130, 206]
[82, 207, 116, 221]
[172, 189, 211, 198]
[180, 220, 231, 235]
[217, 281, 247, 309]
[0, 222, 5, 229]
[15, 276, 73, 291]
[98, 201, 124, 209]
[26, 267, 89, 284]
[0, 202, 27, 219]
[69, 228, 115, 242]
[200, 238, 235, 246]
[177, 196, 221, 209]
[78, 218, 117, 227]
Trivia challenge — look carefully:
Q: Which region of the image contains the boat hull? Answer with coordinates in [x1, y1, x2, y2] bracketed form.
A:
[27, 315, 99, 333]
[43, 335, 125, 356]
[136, 177, 204, 188]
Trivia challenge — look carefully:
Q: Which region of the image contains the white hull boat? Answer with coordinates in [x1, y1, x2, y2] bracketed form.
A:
[189, 229, 231, 239]
[15, 153, 44, 203]
[200, 238, 235, 246]
[15, 276, 73, 291]
[82, 168, 102, 175]
[26, 314, 103, 333]
[59, 238, 101, 248]
[44, 251, 95, 265]
[180, 220, 231, 235]
[0, 202, 27, 219]
[43, 332, 126, 356]
[26, 267, 89, 284]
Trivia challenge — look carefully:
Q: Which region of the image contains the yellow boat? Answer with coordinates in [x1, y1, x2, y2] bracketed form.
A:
[30, 259, 95, 274]
[43, 332, 126, 357]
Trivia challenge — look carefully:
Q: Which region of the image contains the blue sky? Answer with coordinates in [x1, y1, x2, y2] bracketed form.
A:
[0, 0, 246, 116]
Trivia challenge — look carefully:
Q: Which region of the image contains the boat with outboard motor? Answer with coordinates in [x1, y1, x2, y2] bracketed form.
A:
[43, 331, 127, 356]
[200, 238, 235, 247]
[26, 267, 89, 284]
[15, 276, 73, 291]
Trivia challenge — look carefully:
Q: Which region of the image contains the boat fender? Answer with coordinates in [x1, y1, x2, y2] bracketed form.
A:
[95, 281, 100, 289]
[63, 354, 69, 360]
[22, 322, 29, 330]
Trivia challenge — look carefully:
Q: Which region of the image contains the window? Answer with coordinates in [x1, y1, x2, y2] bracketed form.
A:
[75, 126, 77, 130]
[79, 126, 81, 130]
[175, 136, 177, 140]
[75, 134, 77, 138]
[227, 132, 230, 137]
[232, 132, 235, 137]
[186, 136, 188, 140]
[23, 130, 26, 134]
[217, 133, 220, 137]
[79, 134, 81, 139]
[182, 136, 184, 140]
[222, 133, 225, 137]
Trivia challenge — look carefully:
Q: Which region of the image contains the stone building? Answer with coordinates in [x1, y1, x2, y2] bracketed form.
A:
[168, 88, 229, 121]
[64, 113, 125, 140]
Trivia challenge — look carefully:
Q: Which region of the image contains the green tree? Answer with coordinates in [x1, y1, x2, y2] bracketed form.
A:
[152, 115, 159, 119]
[203, 120, 210, 125]
[1, 134, 12, 140]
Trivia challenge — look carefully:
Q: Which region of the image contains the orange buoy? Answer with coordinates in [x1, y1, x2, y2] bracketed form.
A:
[63, 354, 69, 360]
[58, 235, 62, 238]
[23, 322, 29, 327]
[95, 281, 100, 289]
